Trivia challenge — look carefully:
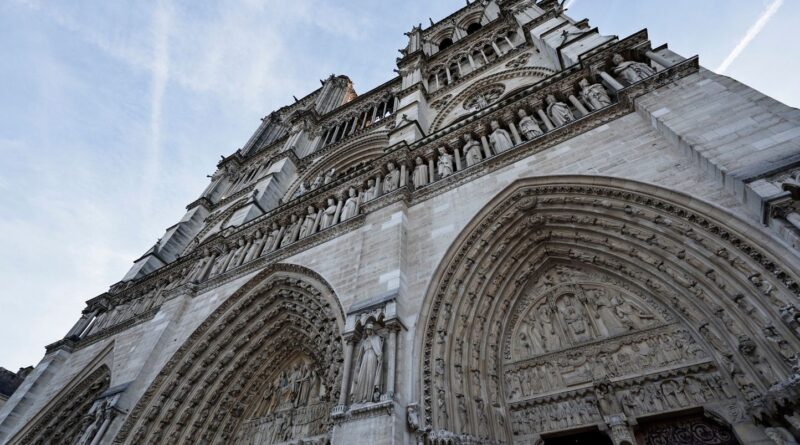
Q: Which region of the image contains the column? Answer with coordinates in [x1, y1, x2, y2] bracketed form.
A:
[453, 143, 463, 171]
[274, 226, 286, 250]
[504, 35, 516, 50]
[599, 71, 625, 91]
[568, 95, 590, 116]
[333, 197, 344, 225]
[198, 252, 218, 281]
[385, 328, 398, 399]
[480, 49, 490, 64]
[480, 133, 493, 158]
[339, 337, 355, 406]
[537, 109, 555, 131]
[427, 156, 436, 183]
[313, 208, 324, 233]
[491, 41, 503, 57]
[645, 50, 674, 70]
[506, 116, 523, 145]
[65, 309, 97, 339]
[399, 163, 408, 187]
[467, 54, 476, 69]
[444, 67, 453, 84]
[375, 174, 383, 198]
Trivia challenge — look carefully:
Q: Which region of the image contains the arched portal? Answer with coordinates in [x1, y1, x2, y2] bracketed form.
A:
[416, 176, 800, 444]
[114, 264, 344, 444]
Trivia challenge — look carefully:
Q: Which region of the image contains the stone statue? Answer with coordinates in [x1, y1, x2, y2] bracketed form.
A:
[611, 294, 652, 329]
[350, 323, 383, 403]
[299, 206, 317, 239]
[436, 147, 454, 178]
[560, 298, 590, 342]
[340, 188, 359, 221]
[595, 382, 621, 416]
[546, 94, 574, 127]
[320, 198, 337, 229]
[292, 181, 309, 199]
[280, 214, 301, 248]
[310, 175, 323, 190]
[612, 53, 655, 84]
[363, 178, 377, 202]
[517, 109, 543, 140]
[412, 156, 428, 188]
[588, 288, 626, 336]
[488, 120, 514, 153]
[383, 162, 400, 193]
[463, 133, 483, 167]
[436, 386, 448, 427]
[265, 222, 280, 253]
[537, 305, 561, 350]
[324, 168, 336, 184]
[579, 78, 612, 110]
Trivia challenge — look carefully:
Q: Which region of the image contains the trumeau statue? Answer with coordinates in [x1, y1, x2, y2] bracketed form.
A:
[383, 162, 400, 193]
[612, 53, 655, 84]
[517, 109, 543, 140]
[546, 94, 574, 127]
[350, 323, 383, 404]
[412, 156, 428, 188]
[437, 146, 454, 178]
[299, 206, 317, 239]
[340, 187, 359, 221]
[463, 133, 483, 167]
[488, 120, 514, 154]
[362, 178, 377, 201]
[321, 198, 337, 229]
[579, 78, 612, 110]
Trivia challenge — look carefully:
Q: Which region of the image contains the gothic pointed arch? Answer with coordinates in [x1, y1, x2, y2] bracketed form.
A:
[114, 263, 345, 444]
[415, 176, 800, 444]
[9, 362, 111, 445]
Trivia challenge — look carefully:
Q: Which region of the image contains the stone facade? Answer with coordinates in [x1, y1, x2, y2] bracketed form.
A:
[2, 1, 800, 444]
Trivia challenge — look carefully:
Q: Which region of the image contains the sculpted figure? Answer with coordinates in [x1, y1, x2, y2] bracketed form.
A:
[463, 133, 483, 167]
[350, 323, 383, 403]
[264, 222, 281, 253]
[340, 188, 359, 221]
[292, 180, 308, 199]
[537, 305, 561, 350]
[561, 298, 590, 342]
[299, 206, 317, 239]
[611, 294, 653, 329]
[546, 94, 574, 127]
[488, 120, 514, 153]
[310, 175, 323, 190]
[320, 198, 337, 229]
[588, 288, 626, 336]
[383, 162, 400, 193]
[436, 386, 448, 428]
[412, 156, 428, 188]
[517, 109, 543, 140]
[612, 53, 655, 84]
[280, 214, 301, 248]
[362, 178, 377, 202]
[324, 168, 336, 184]
[436, 146, 454, 178]
[579, 78, 612, 110]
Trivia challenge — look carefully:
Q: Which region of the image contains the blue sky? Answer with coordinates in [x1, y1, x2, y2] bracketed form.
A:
[0, 0, 797, 371]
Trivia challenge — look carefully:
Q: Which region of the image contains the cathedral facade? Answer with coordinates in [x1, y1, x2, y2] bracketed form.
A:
[3, 1, 800, 444]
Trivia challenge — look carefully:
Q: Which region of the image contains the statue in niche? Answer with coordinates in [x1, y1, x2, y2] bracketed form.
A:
[488, 120, 514, 153]
[586, 288, 626, 336]
[437, 146, 454, 178]
[362, 178, 377, 202]
[612, 53, 655, 84]
[324, 168, 336, 184]
[310, 175, 323, 190]
[265, 222, 281, 253]
[463, 133, 483, 167]
[579, 78, 612, 110]
[517, 109, 543, 140]
[546, 94, 575, 127]
[412, 156, 428, 188]
[383, 162, 400, 193]
[292, 181, 309, 199]
[280, 214, 301, 248]
[320, 198, 337, 229]
[436, 386, 448, 428]
[610, 293, 653, 330]
[299, 206, 317, 239]
[340, 187, 359, 221]
[350, 323, 383, 403]
[560, 297, 591, 342]
[537, 304, 561, 350]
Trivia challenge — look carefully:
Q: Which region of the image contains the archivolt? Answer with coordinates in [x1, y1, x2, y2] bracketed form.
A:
[416, 175, 800, 442]
[114, 263, 345, 444]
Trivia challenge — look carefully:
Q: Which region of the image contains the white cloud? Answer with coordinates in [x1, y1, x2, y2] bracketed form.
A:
[716, 0, 783, 74]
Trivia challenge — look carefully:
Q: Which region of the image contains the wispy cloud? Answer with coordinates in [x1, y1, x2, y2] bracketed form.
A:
[716, 0, 783, 74]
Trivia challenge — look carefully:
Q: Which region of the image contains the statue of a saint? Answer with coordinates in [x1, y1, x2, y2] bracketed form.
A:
[362, 178, 377, 201]
[350, 323, 384, 403]
[383, 162, 400, 193]
[546, 94, 574, 127]
[310, 175, 323, 190]
[561, 298, 590, 341]
[517, 109, 543, 140]
[320, 198, 337, 229]
[280, 214, 301, 248]
[299, 206, 317, 239]
[612, 53, 655, 84]
[264, 222, 280, 253]
[340, 188, 359, 221]
[292, 181, 309, 199]
[412, 156, 428, 188]
[324, 168, 336, 184]
[579, 78, 612, 110]
[463, 133, 483, 167]
[437, 146, 454, 178]
[488, 120, 514, 153]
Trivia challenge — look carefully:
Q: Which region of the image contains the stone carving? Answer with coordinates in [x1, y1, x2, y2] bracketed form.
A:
[350, 323, 384, 404]
[324, 168, 336, 184]
[383, 162, 400, 193]
[517, 109, 543, 140]
[463, 134, 483, 167]
[505, 53, 529, 69]
[463, 84, 505, 112]
[579, 78, 612, 110]
[412, 156, 429, 188]
[321, 198, 337, 230]
[765, 427, 799, 445]
[489, 120, 514, 154]
[546, 94, 574, 126]
[362, 178, 378, 202]
[292, 180, 309, 199]
[280, 214, 301, 248]
[612, 53, 656, 84]
[299, 206, 317, 239]
[436, 147, 454, 179]
[340, 188, 359, 221]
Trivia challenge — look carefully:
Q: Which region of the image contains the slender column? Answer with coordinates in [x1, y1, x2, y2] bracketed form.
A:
[599, 71, 625, 91]
[453, 144, 463, 171]
[507, 119, 523, 145]
[347, 116, 358, 136]
[368, 104, 378, 126]
[537, 109, 555, 131]
[480, 49, 490, 64]
[237, 239, 253, 267]
[385, 328, 398, 398]
[333, 198, 344, 226]
[568, 95, 590, 116]
[456, 61, 464, 77]
[491, 41, 503, 57]
[66, 309, 97, 339]
[88, 413, 114, 445]
[467, 54, 476, 69]
[199, 252, 218, 281]
[480, 134, 493, 158]
[434, 72, 441, 89]
[399, 163, 408, 187]
[313, 208, 324, 233]
[375, 174, 383, 198]
[645, 50, 674, 70]
[444, 67, 453, 84]
[338, 338, 355, 406]
[504, 35, 516, 49]
[274, 226, 286, 250]
[428, 156, 436, 183]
